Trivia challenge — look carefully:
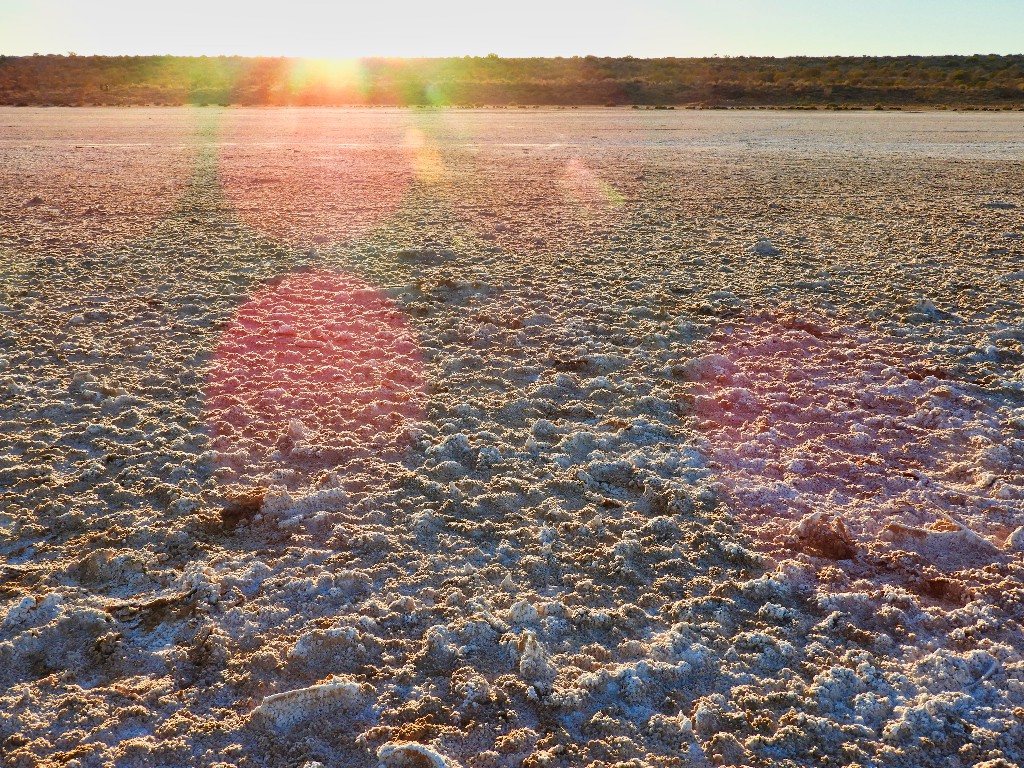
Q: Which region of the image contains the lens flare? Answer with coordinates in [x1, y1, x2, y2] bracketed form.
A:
[205, 270, 427, 491]
[399, 110, 633, 241]
[286, 59, 370, 105]
[560, 156, 625, 209]
[403, 127, 447, 183]
[217, 107, 415, 247]
[690, 314, 1010, 559]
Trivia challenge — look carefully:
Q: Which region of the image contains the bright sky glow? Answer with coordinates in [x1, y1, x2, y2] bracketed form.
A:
[1, 0, 1022, 57]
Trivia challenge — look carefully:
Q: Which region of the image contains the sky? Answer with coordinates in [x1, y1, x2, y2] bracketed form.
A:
[1, 0, 1022, 58]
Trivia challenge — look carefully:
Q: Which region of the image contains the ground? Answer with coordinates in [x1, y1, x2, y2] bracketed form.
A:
[1, 107, 1023, 768]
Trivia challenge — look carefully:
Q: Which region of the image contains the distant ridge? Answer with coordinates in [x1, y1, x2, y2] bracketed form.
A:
[0, 54, 1021, 108]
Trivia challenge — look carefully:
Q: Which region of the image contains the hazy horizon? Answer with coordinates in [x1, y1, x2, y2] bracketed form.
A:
[2, 0, 1023, 59]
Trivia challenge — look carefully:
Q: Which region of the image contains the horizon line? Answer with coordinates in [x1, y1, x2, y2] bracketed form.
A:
[4, 52, 1024, 59]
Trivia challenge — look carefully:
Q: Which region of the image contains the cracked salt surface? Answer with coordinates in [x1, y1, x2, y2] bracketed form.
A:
[1, 107, 1023, 768]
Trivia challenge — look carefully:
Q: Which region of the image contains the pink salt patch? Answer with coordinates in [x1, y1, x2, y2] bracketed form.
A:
[691, 315, 1019, 555]
[216, 109, 414, 246]
[205, 270, 427, 489]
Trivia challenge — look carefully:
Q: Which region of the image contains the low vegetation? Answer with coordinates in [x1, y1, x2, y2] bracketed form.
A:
[1, 53, 1022, 107]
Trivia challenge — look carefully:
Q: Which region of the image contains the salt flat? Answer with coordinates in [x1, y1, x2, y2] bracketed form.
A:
[1, 107, 1023, 768]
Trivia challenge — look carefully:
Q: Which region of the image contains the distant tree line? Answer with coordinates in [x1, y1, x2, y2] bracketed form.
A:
[0, 54, 1021, 107]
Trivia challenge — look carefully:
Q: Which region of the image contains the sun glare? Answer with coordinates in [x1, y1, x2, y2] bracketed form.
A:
[286, 58, 369, 104]
[403, 127, 447, 183]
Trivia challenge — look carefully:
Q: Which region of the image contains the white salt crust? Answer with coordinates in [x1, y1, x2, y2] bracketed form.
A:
[1, 108, 1022, 768]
